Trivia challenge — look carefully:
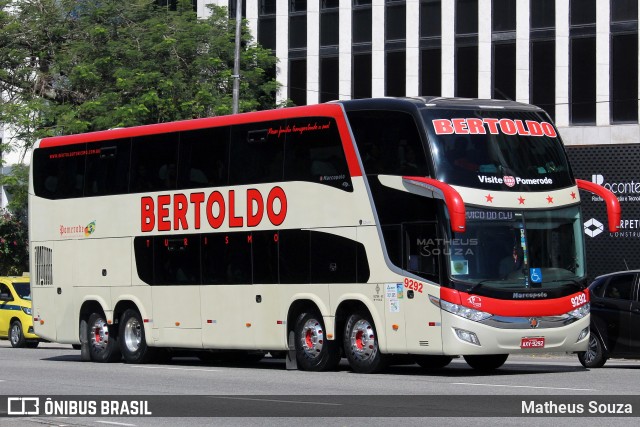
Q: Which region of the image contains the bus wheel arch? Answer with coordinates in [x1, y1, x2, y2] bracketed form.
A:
[287, 300, 340, 372]
[80, 301, 121, 363]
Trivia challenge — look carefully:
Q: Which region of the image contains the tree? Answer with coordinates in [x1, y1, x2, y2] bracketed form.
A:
[0, 209, 28, 275]
[0, 0, 280, 157]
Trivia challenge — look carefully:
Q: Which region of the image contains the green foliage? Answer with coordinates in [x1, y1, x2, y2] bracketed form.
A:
[0, 163, 28, 219]
[0, 209, 28, 276]
[0, 0, 280, 146]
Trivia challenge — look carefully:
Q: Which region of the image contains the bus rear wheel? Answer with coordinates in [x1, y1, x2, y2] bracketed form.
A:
[87, 312, 121, 362]
[343, 311, 387, 373]
[119, 309, 153, 364]
[463, 354, 508, 371]
[414, 355, 453, 370]
[294, 311, 340, 371]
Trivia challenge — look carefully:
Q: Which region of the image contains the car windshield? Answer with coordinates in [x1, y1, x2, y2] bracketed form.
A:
[447, 205, 585, 291]
[13, 282, 31, 300]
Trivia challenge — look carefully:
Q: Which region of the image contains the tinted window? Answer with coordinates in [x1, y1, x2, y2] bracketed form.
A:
[202, 232, 252, 284]
[154, 235, 200, 285]
[604, 274, 635, 300]
[456, 0, 478, 34]
[258, 17, 276, 51]
[421, 47, 442, 96]
[421, 0, 442, 38]
[492, 0, 516, 32]
[353, 7, 372, 44]
[493, 43, 516, 101]
[386, 3, 406, 40]
[310, 231, 357, 283]
[229, 121, 284, 186]
[530, 0, 555, 29]
[320, 10, 339, 46]
[570, 0, 596, 26]
[530, 40, 556, 119]
[611, 34, 639, 123]
[130, 133, 179, 192]
[348, 110, 429, 177]
[134, 237, 154, 285]
[84, 139, 131, 197]
[289, 15, 307, 49]
[283, 117, 352, 191]
[386, 51, 406, 97]
[279, 229, 310, 284]
[252, 231, 279, 284]
[33, 145, 86, 199]
[353, 53, 372, 99]
[570, 37, 596, 124]
[179, 127, 229, 189]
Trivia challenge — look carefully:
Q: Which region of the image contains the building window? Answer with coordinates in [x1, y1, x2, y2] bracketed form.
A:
[320, 5, 339, 47]
[258, 1, 276, 51]
[320, 56, 340, 102]
[420, 0, 442, 38]
[421, 48, 441, 96]
[228, 0, 247, 18]
[456, 0, 478, 34]
[386, 50, 406, 96]
[386, 1, 406, 41]
[289, 14, 307, 50]
[456, 45, 478, 98]
[492, 0, 516, 32]
[570, 36, 596, 124]
[611, 0, 638, 23]
[290, 0, 306, 12]
[289, 59, 307, 106]
[353, 53, 372, 99]
[530, 40, 556, 120]
[492, 42, 516, 100]
[569, 0, 596, 124]
[530, 0, 555, 29]
[611, 33, 638, 123]
[353, 2, 372, 44]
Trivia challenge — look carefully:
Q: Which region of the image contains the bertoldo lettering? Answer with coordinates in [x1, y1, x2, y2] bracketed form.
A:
[141, 187, 287, 232]
[432, 118, 557, 137]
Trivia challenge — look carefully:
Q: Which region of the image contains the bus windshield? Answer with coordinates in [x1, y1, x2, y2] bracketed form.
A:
[447, 205, 586, 292]
[422, 109, 574, 191]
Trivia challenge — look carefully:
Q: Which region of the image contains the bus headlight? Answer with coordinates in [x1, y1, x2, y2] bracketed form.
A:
[568, 303, 590, 320]
[434, 296, 493, 322]
[22, 307, 32, 315]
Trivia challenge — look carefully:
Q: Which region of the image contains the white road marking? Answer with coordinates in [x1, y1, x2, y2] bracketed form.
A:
[210, 396, 342, 406]
[128, 366, 220, 372]
[95, 422, 137, 427]
[452, 382, 594, 391]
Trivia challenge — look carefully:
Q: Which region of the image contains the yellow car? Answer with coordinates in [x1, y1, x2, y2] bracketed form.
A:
[0, 274, 39, 348]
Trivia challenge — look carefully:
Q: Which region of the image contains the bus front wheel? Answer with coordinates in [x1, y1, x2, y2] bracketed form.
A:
[87, 312, 121, 363]
[343, 311, 387, 373]
[463, 354, 508, 371]
[119, 309, 153, 364]
[294, 311, 340, 371]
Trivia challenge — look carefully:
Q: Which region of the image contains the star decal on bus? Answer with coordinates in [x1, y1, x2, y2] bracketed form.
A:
[570, 191, 576, 199]
[546, 195, 554, 204]
[518, 196, 526, 205]
[485, 193, 494, 203]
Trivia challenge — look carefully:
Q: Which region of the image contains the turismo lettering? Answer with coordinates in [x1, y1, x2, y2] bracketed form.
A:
[432, 118, 557, 137]
[141, 187, 287, 232]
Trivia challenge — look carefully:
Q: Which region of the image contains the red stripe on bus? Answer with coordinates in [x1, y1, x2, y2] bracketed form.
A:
[439, 287, 589, 317]
[38, 104, 363, 178]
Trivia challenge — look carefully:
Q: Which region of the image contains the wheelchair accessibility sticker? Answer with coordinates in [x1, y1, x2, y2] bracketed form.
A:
[530, 268, 542, 283]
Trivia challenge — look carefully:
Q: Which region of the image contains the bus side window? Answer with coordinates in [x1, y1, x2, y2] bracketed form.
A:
[33, 146, 86, 199]
[84, 140, 131, 196]
[178, 127, 230, 189]
[130, 133, 179, 193]
[228, 121, 284, 186]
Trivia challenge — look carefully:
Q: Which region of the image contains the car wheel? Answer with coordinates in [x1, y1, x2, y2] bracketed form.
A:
[577, 333, 607, 368]
[463, 354, 509, 371]
[87, 312, 121, 362]
[10, 320, 26, 348]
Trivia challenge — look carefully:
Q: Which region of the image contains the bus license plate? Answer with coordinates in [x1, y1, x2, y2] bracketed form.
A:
[521, 337, 545, 348]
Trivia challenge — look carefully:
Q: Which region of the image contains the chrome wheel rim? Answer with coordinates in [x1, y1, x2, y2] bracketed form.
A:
[349, 319, 377, 362]
[124, 316, 142, 353]
[90, 317, 110, 353]
[300, 318, 324, 359]
[10, 323, 21, 345]
[584, 334, 598, 364]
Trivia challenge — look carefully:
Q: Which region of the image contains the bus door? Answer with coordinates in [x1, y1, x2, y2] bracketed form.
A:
[399, 222, 444, 354]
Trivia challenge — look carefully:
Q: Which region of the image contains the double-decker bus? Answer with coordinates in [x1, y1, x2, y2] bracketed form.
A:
[29, 97, 620, 373]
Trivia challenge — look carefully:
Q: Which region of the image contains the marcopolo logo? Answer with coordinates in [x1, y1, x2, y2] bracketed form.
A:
[584, 218, 604, 238]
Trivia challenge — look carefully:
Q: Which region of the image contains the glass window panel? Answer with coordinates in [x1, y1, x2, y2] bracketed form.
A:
[84, 138, 131, 197]
[493, 42, 516, 100]
[353, 8, 372, 44]
[492, 0, 516, 32]
[530, 40, 556, 120]
[530, 0, 555, 29]
[386, 50, 406, 97]
[611, 33, 639, 123]
[386, 4, 406, 41]
[570, 37, 596, 124]
[421, 47, 442, 96]
[570, 0, 595, 26]
[456, 0, 478, 34]
[611, 0, 638, 23]
[353, 53, 372, 98]
[455, 45, 478, 97]
[320, 57, 340, 102]
[421, 0, 442, 38]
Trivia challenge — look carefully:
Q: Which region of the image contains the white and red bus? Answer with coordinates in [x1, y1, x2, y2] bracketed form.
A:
[29, 97, 620, 373]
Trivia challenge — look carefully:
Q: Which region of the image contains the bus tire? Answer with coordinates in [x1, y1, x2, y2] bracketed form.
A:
[343, 311, 387, 373]
[414, 355, 453, 370]
[463, 354, 508, 371]
[10, 320, 26, 348]
[294, 311, 340, 372]
[119, 309, 153, 364]
[577, 333, 607, 369]
[87, 312, 121, 363]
